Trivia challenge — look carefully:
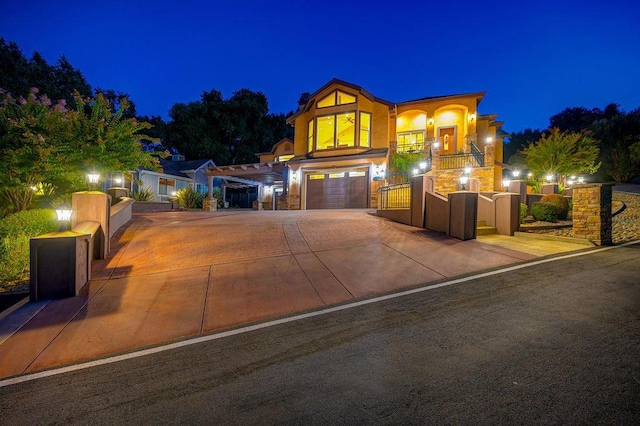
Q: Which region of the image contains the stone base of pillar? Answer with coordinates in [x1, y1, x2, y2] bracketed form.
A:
[203, 198, 217, 212]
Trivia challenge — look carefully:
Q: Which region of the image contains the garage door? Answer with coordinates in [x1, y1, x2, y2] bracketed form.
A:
[306, 171, 368, 209]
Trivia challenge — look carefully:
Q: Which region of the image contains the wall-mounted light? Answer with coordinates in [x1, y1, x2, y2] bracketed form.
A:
[427, 117, 434, 126]
[433, 141, 440, 149]
[486, 137, 493, 144]
[55, 203, 73, 231]
[292, 170, 298, 180]
[469, 113, 476, 122]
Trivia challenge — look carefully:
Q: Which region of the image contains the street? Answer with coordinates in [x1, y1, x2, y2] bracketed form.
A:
[1, 243, 639, 424]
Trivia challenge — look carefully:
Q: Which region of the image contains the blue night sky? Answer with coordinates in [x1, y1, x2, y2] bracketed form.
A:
[2, 0, 639, 133]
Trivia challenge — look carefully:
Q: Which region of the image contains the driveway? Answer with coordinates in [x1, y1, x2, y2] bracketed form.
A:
[0, 209, 591, 379]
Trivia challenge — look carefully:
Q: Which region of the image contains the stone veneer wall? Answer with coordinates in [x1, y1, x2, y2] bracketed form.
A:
[572, 183, 613, 245]
[428, 167, 495, 196]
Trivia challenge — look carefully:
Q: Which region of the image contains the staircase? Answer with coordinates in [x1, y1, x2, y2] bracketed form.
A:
[477, 220, 497, 236]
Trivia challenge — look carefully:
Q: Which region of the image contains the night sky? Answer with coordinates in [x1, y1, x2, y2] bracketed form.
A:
[2, 0, 639, 133]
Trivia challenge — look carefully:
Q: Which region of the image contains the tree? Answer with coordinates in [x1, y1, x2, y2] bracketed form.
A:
[0, 88, 161, 212]
[95, 88, 137, 119]
[590, 107, 640, 182]
[505, 128, 543, 165]
[521, 128, 600, 183]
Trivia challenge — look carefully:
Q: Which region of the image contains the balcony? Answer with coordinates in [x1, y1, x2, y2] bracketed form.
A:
[390, 140, 427, 155]
[439, 143, 485, 169]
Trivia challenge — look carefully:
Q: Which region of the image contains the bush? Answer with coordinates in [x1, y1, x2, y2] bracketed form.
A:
[131, 187, 155, 201]
[540, 194, 570, 220]
[530, 202, 558, 222]
[520, 203, 529, 224]
[0, 209, 59, 290]
[176, 187, 205, 209]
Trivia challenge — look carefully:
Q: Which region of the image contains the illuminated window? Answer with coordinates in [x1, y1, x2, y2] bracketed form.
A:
[360, 112, 371, 147]
[317, 90, 356, 108]
[158, 177, 175, 195]
[308, 120, 314, 153]
[275, 154, 293, 162]
[397, 131, 424, 153]
[336, 112, 355, 147]
[317, 115, 335, 150]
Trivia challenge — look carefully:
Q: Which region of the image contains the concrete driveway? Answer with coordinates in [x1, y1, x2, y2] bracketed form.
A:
[0, 209, 591, 379]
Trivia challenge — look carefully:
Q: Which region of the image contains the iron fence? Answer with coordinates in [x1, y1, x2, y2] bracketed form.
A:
[439, 152, 485, 169]
[378, 182, 411, 209]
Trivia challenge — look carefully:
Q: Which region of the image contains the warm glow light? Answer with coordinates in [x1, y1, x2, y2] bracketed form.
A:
[292, 170, 298, 180]
[567, 180, 574, 186]
[486, 137, 493, 143]
[527, 172, 533, 178]
[171, 191, 177, 196]
[512, 170, 520, 178]
[469, 113, 476, 121]
[114, 177, 123, 185]
[464, 166, 472, 175]
[578, 176, 584, 183]
[459, 175, 469, 185]
[427, 117, 434, 126]
[503, 179, 511, 190]
[419, 161, 427, 170]
[546, 174, 553, 183]
[412, 168, 419, 176]
[55, 204, 72, 231]
[87, 173, 100, 184]
[433, 141, 440, 149]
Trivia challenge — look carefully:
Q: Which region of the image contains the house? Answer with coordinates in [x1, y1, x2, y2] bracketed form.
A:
[206, 78, 506, 210]
[135, 154, 215, 201]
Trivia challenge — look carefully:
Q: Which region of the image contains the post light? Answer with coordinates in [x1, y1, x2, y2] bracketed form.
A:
[114, 176, 123, 186]
[459, 174, 469, 191]
[55, 203, 73, 231]
[527, 172, 533, 179]
[567, 179, 574, 186]
[464, 165, 472, 175]
[419, 161, 427, 170]
[578, 176, 584, 184]
[512, 170, 521, 179]
[545, 174, 553, 183]
[503, 179, 511, 191]
[87, 173, 100, 189]
[412, 168, 419, 176]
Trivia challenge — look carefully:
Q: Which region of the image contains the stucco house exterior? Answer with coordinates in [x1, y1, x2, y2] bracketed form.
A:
[135, 155, 215, 201]
[206, 78, 506, 210]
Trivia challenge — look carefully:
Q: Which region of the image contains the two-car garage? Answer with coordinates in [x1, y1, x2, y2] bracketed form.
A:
[305, 169, 369, 209]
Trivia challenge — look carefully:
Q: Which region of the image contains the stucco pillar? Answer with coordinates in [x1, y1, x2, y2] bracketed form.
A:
[72, 191, 110, 258]
[572, 183, 613, 246]
[508, 180, 528, 205]
[448, 191, 478, 240]
[540, 184, 559, 195]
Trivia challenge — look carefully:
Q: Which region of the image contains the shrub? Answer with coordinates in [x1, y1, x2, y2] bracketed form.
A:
[520, 203, 529, 224]
[212, 187, 224, 208]
[131, 187, 155, 201]
[530, 202, 558, 222]
[176, 187, 205, 209]
[0, 209, 59, 290]
[540, 194, 570, 220]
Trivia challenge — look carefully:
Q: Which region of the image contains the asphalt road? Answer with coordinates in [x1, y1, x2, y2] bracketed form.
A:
[1, 243, 639, 425]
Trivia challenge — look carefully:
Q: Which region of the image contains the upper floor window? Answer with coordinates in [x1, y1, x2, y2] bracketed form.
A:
[317, 90, 356, 108]
[396, 131, 425, 153]
[308, 111, 371, 151]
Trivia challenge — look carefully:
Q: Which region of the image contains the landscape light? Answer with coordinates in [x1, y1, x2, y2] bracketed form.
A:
[419, 161, 428, 170]
[503, 179, 511, 191]
[512, 170, 520, 178]
[412, 168, 419, 176]
[55, 203, 73, 231]
[87, 173, 100, 190]
[464, 165, 472, 175]
[578, 176, 584, 183]
[545, 174, 553, 183]
[459, 174, 469, 190]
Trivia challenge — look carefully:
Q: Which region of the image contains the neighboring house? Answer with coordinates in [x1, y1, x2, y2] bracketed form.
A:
[206, 78, 506, 210]
[135, 155, 215, 201]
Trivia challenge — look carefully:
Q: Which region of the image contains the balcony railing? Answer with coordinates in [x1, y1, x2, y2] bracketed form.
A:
[439, 152, 485, 169]
[378, 182, 411, 209]
[390, 140, 427, 155]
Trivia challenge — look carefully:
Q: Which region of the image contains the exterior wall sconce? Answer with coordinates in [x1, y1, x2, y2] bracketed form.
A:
[469, 113, 476, 122]
[502, 179, 511, 192]
[292, 170, 298, 180]
[427, 117, 434, 126]
[55, 203, 73, 231]
[373, 165, 386, 181]
[486, 137, 493, 144]
[512, 170, 521, 179]
[432, 141, 440, 149]
[459, 174, 469, 190]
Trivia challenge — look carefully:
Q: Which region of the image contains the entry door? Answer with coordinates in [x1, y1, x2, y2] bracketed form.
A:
[439, 127, 456, 155]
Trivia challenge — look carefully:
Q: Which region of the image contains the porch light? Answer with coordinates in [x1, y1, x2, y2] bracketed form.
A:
[419, 161, 428, 170]
[459, 175, 469, 191]
[433, 141, 440, 149]
[469, 113, 476, 122]
[486, 137, 493, 143]
[512, 170, 521, 178]
[55, 203, 73, 231]
[428, 117, 434, 126]
[292, 170, 298, 180]
[502, 179, 511, 191]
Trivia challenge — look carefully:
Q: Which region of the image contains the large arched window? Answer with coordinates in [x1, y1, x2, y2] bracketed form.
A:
[308, 111, 371, 151]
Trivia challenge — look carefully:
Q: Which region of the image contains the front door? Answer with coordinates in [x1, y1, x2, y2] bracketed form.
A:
[439, 127, 456, 155]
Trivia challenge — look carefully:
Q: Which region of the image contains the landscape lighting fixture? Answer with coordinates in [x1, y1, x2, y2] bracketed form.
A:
[578, 176, 584, 183]
[503, 179, 511, 191]
[459, 174, 469, 191]
[419, 161, 427, 170]
[464, 165, 472, 175]
[114, 176, 123, 185]
[87, 173, 100, 189]
[545, 174, 553, 183]
[512, 170, 520, 178]
[412, 168, 419, 176]
[55, 203, 73, 231]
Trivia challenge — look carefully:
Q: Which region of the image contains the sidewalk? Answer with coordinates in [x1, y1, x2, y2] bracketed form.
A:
[0, 210, 593, 379]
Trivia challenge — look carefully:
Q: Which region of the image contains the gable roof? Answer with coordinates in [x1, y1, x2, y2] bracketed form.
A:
[255, 138, 294, 157]
[157, 158, 215, 178]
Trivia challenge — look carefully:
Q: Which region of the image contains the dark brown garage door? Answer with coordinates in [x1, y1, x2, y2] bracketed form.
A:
[306, 171, 368, 209]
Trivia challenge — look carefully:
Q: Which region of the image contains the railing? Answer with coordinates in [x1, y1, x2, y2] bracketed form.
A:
[378, 182, 411, 209]
[390, 140, 426, 155]
[470, 143, 485, 167]
[439, 152, 485, 169]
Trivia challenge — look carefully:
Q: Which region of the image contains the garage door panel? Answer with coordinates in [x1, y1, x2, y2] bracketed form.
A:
[305, 171, 368, 209]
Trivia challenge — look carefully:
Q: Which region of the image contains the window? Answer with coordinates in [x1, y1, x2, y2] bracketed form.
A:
[159, 177, 175, 195]
[360, 112, 371, 147]
[317, 90, 356, 108]
[397, 131, 425, 153]
[307, 111, 371, 151]
[196, 183, 208, 193]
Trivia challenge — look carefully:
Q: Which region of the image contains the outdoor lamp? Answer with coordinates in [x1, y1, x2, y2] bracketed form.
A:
[412, 168, 419, 176]
[545, 174, 553, 183]
[114, 176, 123, 186]
[486, 137, 493, 144]
[464, 165, 472, 175]
[578, 176, 584, 183]
[512, 170, 521, 178]
[419, 161, 428, 170]
[433, 141, 440, 149]
[55, 203, 73, 231]
[459, 175, 469, 191]
[503, 179, 511, 191]
[527, 172, 533, 179]
[292, 170, 298, 180]
[567, 179, 574, 186]
[87, 173, 100, 189]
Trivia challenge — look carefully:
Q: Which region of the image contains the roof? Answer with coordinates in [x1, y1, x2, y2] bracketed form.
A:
[255, 138, 294, 157]
[288, 148, 389, 163]
[156, 158, 215, 178]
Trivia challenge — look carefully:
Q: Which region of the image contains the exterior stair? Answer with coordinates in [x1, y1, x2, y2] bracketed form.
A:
[477, 220, 497, 236]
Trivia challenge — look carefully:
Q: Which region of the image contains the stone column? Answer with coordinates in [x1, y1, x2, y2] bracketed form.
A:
[572, 183, 613, 246]
[203, 175, 216, 211]
[484, 143, 495, 166]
